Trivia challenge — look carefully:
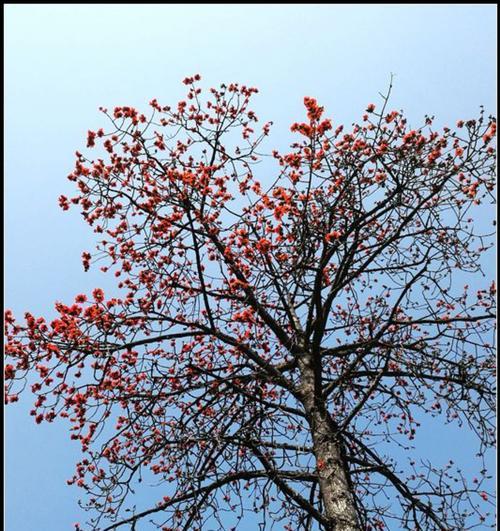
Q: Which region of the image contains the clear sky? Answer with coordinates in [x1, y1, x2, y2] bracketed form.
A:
[5, 4, 497, 531]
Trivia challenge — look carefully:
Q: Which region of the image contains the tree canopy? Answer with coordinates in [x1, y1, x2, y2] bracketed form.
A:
[5, 76, 496, 530]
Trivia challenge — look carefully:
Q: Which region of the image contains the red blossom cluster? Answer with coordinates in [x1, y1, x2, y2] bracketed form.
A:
[4, 76, 496, 531]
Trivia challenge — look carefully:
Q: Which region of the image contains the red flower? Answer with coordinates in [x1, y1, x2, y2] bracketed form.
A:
[46, 343, 60, 354]
[92, 288, 105, 302]
[366, 103, 376, 113]
[82, 251, 91, 272]
[256, 238, 272, 253]
[317, 119, 332, 135]
[303, 97, 324, 122]
[4, 364, 15, 380]
[86, 130, 96, 148]
[290, 122, 313, 138]
[325, 231, 342, 243]
[482, 122, 496, 144]
[58, 195, 70, 211]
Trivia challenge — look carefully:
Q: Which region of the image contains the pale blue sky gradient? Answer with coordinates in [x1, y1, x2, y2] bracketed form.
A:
[5, 5, 496, 530]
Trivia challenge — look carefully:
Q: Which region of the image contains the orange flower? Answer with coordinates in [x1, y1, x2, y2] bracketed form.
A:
[256, 238, 272, 253]
[325, 231, 342, 243]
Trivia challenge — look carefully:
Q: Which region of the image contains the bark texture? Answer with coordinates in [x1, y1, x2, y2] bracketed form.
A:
[299, 356, 360, 530]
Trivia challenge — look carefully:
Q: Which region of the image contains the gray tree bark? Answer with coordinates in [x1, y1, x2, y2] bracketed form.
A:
[298, 355, 360, 530]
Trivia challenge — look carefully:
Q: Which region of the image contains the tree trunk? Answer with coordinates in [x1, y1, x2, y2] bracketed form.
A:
[299, 357, 360, 530]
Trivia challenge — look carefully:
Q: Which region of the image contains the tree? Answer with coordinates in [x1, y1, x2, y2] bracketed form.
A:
[5, 75, 496, 531]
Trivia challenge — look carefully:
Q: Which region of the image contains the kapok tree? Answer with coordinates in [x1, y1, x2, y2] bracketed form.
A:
[5, 76, 496, 531]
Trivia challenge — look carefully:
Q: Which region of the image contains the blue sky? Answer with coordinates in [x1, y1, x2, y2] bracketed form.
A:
[5, 4, 497, 531]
